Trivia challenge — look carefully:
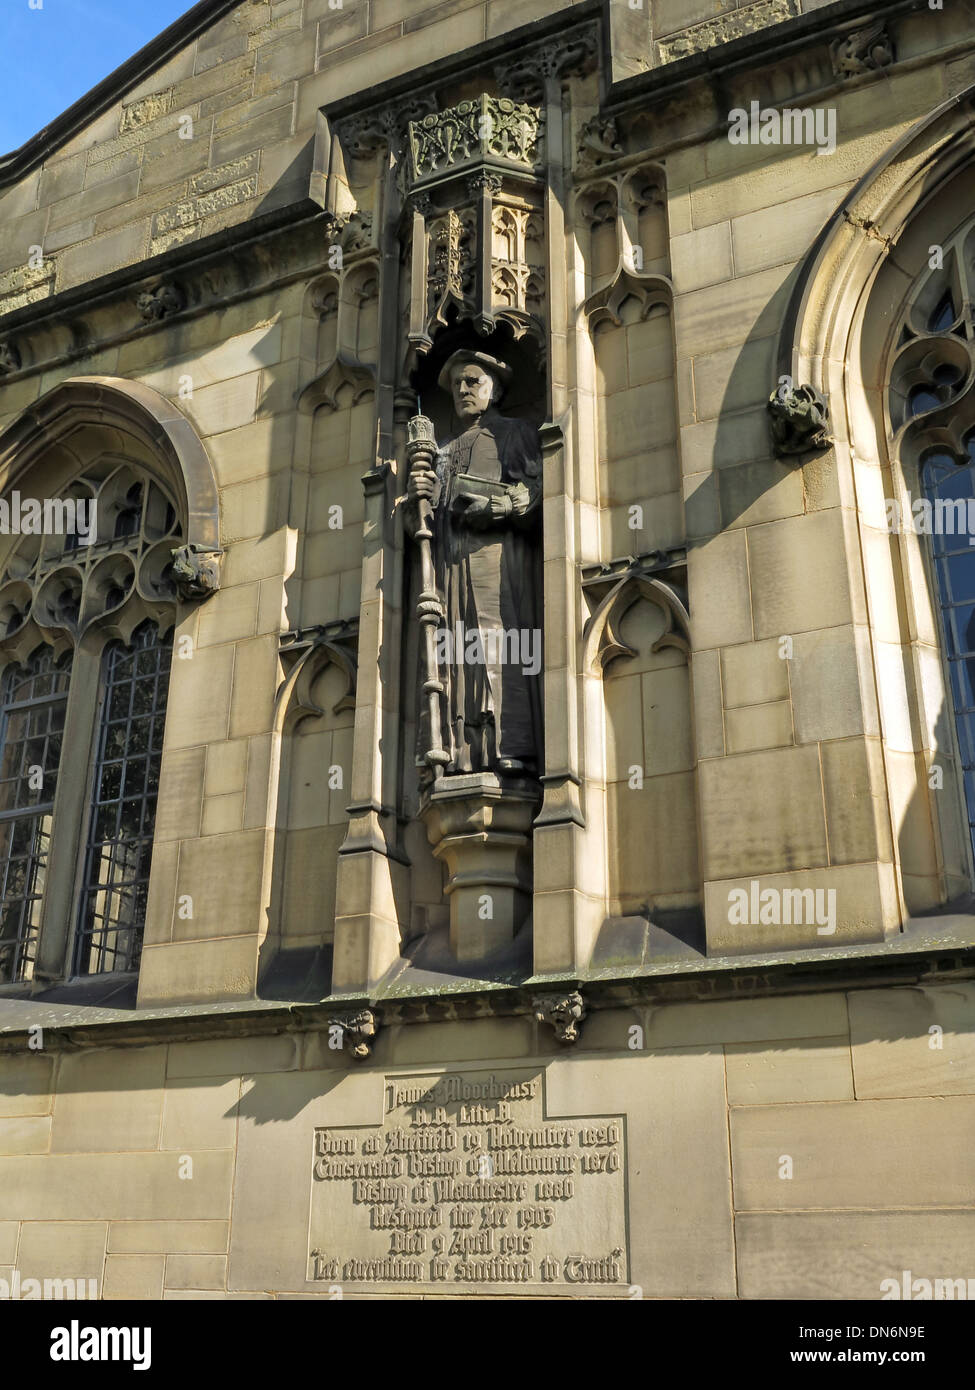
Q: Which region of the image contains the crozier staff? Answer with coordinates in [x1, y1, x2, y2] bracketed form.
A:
[406, 350, 543, 777]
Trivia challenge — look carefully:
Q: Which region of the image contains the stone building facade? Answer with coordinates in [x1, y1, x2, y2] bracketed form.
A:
[0, 0, 973, 1299]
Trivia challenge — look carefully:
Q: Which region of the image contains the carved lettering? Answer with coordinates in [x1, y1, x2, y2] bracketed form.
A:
[309, 1069, 627, 1291]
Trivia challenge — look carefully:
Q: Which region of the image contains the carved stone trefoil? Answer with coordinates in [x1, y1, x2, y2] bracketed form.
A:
[830, 23, 894, 78]
[768, 382, 831, 457]
[533, 991, 588, 1045]
[170, 543, 223, 600]
[329, 1008, 379, 1060]
[136, 284, 184, 323]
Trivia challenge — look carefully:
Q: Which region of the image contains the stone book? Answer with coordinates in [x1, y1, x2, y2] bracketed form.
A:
[446, 471, 510, 509]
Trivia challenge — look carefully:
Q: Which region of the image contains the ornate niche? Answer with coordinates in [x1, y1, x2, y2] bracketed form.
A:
[581, 552, 701, 941]
[262, 621, 359, 991]
[396, 96, 550, 964]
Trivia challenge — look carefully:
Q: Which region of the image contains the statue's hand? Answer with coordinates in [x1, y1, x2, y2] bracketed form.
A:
[507, 482, 531, 517]
[454, 493, 494, 529]
[408, 469, 436, 502]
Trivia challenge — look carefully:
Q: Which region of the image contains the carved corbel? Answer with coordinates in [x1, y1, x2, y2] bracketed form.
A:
[830, 22, 894, 77]
[533, 990, 587, 1045]
[328, 1007, 380, 1060]
[582, 552, 690, 676]
[324, 209, 375, 259]
[170, 543, 222, 600]
[136, 284, 184, 323]
[767, 381, 831, 457]
[0, 341, 22, 374]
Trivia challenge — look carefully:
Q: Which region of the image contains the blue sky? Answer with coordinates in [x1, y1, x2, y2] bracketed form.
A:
[0, 0, 198, 154]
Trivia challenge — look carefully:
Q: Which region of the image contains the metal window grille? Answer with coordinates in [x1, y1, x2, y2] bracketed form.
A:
[0, 647, 72, 984]
[73, 622, 172, 976]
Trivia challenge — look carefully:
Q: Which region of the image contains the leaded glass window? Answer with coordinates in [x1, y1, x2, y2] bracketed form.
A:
[0, 647, 71, 983]
[73, 622, 172, 976]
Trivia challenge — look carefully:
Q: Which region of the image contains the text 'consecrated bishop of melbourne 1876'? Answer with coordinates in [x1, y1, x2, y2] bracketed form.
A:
[406, 349, 543, 780]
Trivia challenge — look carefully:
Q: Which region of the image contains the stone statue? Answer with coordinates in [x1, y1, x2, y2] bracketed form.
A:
[406, 349, 543, 780]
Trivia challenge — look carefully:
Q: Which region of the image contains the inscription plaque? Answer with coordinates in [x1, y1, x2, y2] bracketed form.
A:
[308, 1068, 628, 1292]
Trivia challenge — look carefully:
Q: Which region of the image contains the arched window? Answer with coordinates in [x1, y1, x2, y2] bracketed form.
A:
[0, 458, 182, 987]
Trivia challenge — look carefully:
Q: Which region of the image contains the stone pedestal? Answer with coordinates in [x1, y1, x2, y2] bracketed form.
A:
[420, 773, 540, 961]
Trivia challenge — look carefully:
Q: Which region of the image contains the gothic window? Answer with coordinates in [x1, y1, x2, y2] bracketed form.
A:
[890, 219, 975, 863]
[0, 458, 184, 988]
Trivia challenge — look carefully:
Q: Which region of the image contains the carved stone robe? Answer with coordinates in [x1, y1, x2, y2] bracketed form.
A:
[408, 407, 543, 777]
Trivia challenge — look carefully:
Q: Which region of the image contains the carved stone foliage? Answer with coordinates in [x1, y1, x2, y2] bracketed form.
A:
[582, 552, 690, 677]
[336, 94, 438, 165]
[657, 0, 798, 65]
[170, 543, 222, 601]
[0, 462, 188, 647]
[408, 96, 543, 186]
[135, 284, 184, 322]
[532, 990, 587, 1045]
[328, 1008, 379, 1060]
[830, 22, 894, 77]
[0, 341, 21, 374]
[767, 381, 831, 457]
[324, 210, 374, 258]
[577, 116, 622, 174]
[494, 23, 598, 99]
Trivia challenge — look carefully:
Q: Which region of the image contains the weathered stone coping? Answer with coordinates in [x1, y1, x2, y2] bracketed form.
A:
[0, 915, 972, 1051]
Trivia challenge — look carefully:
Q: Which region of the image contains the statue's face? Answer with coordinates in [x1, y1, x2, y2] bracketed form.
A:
[450, 363, 498, 422]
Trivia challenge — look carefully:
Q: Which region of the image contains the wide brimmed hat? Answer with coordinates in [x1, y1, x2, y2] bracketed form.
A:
[437, 349, 512, 394]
